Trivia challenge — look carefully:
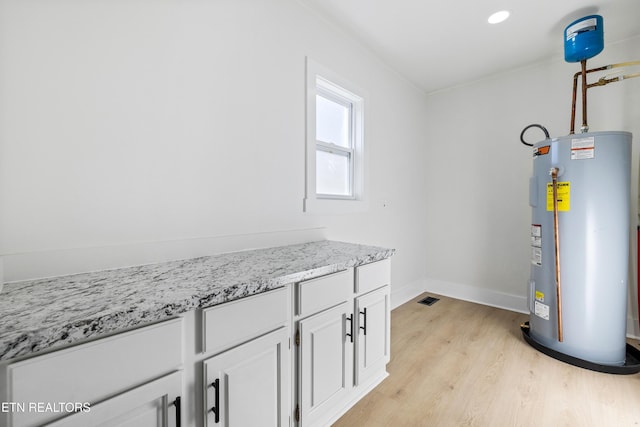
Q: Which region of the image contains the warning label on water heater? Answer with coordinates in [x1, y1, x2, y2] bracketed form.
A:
[534, 300, 550, 320]
[571, 137, 595, 160]
[530, 224, 542, 266]
[546, 182, 570, 211]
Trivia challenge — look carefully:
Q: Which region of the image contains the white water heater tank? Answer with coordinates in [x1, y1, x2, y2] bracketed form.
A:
[528, 131, 631, 365]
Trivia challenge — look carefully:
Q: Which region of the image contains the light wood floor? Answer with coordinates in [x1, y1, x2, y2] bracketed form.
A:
[333, 293, 640, 427]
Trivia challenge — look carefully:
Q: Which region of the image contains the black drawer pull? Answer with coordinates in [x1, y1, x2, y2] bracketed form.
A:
[209, 378, 220, 423]
[345, 314, 354, 343]
[171, 396, 181, 427]
[360, 308, 367, 335]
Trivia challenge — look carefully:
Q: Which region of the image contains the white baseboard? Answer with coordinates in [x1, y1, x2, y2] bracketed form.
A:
[390, 279, 425, 310]
[423, 278, 529, 314]
[413, 277, 640, 339]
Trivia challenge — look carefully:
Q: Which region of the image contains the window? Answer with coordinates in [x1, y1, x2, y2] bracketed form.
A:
[304, 59, 366, 213]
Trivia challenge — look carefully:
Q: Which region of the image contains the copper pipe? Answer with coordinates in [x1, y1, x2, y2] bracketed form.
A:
[569, 61, 640, 134]
[569, 65, 608, 134]
[587, 71, 640, 89]
[551, 167, 563, 342]
[580, 60, 588, 132]
[570, 71, 578, 135]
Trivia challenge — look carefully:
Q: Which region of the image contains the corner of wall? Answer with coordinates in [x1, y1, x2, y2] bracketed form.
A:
[390, 278, 427, 310]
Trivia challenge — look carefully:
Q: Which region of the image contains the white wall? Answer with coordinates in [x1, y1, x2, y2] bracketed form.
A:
[423, 36, 640, 335]
[0, 0, 429, 301]
[5, 0, 637, 332]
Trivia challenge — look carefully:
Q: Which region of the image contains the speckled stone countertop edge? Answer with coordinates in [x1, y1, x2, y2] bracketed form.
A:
[0, 240, 394, 362]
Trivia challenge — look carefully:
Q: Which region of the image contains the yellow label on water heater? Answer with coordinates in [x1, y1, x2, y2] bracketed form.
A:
[546, 182, 570, 211]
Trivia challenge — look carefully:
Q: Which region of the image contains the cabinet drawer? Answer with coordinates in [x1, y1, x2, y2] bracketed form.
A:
[296, 269, 352, 317]
[7, 318, 182, 427]
[202, 287, 288, 355]
[355, 259, 391, 294]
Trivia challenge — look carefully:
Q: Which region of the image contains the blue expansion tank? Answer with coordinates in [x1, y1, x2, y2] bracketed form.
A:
[564, 15, 604, 62]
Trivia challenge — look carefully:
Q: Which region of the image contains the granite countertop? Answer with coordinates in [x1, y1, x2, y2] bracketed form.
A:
[0, 240, 394, 362]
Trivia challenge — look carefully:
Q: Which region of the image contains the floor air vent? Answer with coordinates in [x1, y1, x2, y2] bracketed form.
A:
[418, 296, 440, 306]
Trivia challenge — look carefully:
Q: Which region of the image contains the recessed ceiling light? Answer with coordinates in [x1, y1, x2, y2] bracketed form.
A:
[488, 10, 510, 24]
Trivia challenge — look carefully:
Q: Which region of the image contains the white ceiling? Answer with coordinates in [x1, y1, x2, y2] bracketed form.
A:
[299, 0, 640, 93]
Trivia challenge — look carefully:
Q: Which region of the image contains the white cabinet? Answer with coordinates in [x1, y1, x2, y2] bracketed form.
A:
[47, 371, 183, 427]
[201, 287, 289, 355]
[199, 287, 291, 427]
[0, 256, 391, 427]
[295, 269, 352, 317]
[355, 258, 390, 295]
[294, 259, 391, 427]
[202, 327, 290, 427]
[355, 285, 390, 386]
[297, 302, 353, 427]
[2, 318, 183, 427]
[354, 259, 391, 388]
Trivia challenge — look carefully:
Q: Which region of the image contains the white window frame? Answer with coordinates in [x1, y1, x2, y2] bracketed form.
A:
[315, 84, 355, 200]
[304, 58, 367, 214]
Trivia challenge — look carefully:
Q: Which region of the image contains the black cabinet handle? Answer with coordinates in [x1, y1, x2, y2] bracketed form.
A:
[359, 308, 367, 335]
[345, 314, 354, 343]
[209, 378, 220, 423]
[171, 396, 181, 427]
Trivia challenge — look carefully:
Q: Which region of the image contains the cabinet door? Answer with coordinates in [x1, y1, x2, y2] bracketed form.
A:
[203, 327, 290, 427]
[6, 318, 182, 427]
[298, 302, 353, 427]
[47, 371, 183, 427]
[355, 285, 390, 385]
